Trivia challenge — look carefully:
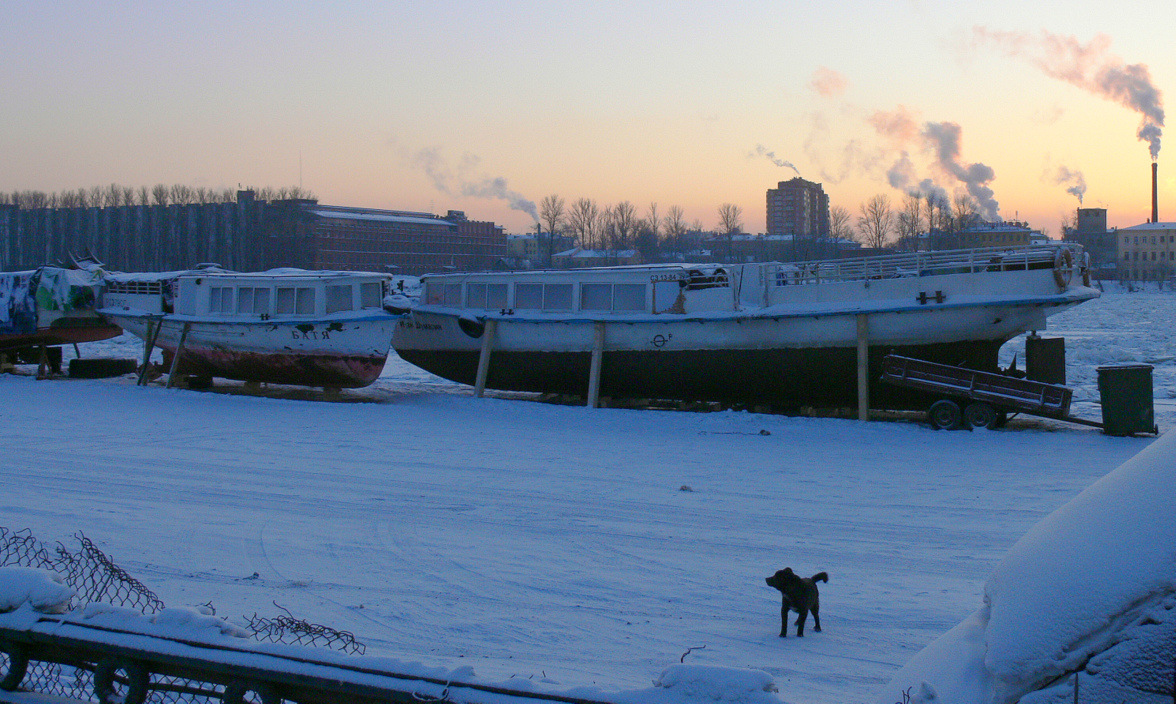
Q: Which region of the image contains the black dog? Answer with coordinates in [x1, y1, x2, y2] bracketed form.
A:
[765, 568, 828, 637]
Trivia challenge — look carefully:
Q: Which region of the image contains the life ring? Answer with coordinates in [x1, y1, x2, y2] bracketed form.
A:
[1081, 251, 1092, 287]
[1053, 248, 1073, 288]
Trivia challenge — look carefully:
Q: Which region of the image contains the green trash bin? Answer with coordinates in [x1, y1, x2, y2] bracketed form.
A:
[1096, 364, 1157, 436]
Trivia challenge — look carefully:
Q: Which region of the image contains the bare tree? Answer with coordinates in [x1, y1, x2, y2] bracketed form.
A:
[717, 203, 743, 262]
[137, 186, 150, 206]
[665, 205, 686, 255]
[170, 184, 194, 205]
[645, 203, 661, 240]
[611, 201, 639, 251]
[830, 205, 853, 241]
[539, 194, 565, 266]
[151, 184, 169, 206]
[896, 194, 924, 251]
[567, 198, 598, 249]
[856, 194, 893, 249]
[952, 193, 978, 229]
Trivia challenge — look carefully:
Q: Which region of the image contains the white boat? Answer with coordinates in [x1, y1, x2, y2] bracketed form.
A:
[391, 245, 1100, 409]
[99, 267, 404, 388]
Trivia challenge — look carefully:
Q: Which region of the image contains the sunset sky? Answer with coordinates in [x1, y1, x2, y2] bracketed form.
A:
[2, 1, 1173, 237]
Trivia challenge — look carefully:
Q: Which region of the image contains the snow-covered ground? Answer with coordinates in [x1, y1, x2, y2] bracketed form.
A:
[0, 286, 1172, 704]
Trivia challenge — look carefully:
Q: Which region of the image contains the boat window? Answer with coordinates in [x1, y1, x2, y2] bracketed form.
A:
[685, 269, 728, 290]
[446, 284, 462, 306]
[208, 286, 224, 313]
[581, 283, 612, 311]
[326, 284, 353, 313]
[253, 288, 270, 315]
[295, 287, 316, 315]
[515, 283, 543, 309]
[612, 283, 646, 312]
[544, 283, 573, 311]
[360, 282, 381, 309]
[237, 287, 254, 314]
[208, 286, 233, 314]
[275, 287, 296, 314]
[466, 283, 487, 309]
[486, 283, 508, 309]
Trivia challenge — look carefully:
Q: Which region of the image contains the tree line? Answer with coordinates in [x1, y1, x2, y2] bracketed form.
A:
[839, 192, 989, 251]
[537, 195, 746, 262]
[0, 184, 315, 209]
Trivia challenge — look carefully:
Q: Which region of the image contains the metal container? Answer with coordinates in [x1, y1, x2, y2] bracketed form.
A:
[1097, 364, 1157, 436]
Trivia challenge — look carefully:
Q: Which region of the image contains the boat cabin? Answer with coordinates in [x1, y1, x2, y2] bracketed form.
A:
[104, 270, 392, 320]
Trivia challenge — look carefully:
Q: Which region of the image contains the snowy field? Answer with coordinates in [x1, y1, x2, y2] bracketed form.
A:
[1, 286, 1173, 704]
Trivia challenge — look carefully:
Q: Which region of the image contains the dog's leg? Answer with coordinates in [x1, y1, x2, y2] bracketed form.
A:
[812, 602, 821, 633]
[778, 600, 789, 638]
[795, 608, 808, 637]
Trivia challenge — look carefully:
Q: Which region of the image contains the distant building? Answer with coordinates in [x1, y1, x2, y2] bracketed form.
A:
[766, 178, 830, 241]
[506, 231, 576, 268]
[1116, 222, 1176, 281]
[0, 194, 507, 275]
[262, 204, 506, 275]
[1063, 208, 1117, 277]
[955, 220, 1035, 249]
[552, 248, 641, 268]
[700, 233, 861, 263]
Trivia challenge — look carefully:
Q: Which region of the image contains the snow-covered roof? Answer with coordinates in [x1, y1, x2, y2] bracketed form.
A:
[1119, 221, 1176, 232]
[306, 208, 455, 229]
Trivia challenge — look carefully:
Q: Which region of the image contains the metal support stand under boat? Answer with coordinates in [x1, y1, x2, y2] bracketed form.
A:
[857, 314, 869, 421]
[165, 322, 192, 390]
[588, 321, 605, 409]
[136, 317, 163, 386]
[474, 319, 497, 398]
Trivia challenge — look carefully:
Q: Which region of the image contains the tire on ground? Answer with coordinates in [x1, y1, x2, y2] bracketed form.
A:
[69, 358, 138, 379]
[963, 402, 999, 430]
[927, 399, 963, 430]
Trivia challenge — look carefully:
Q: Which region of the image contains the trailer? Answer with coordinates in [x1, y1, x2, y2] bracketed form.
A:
[879, 354, 1103, 430]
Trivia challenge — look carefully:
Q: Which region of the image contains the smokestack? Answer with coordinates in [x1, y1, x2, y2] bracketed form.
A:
[1153, 162, 1160, 224]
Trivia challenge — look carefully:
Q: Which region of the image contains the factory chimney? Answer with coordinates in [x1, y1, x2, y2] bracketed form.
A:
[1153, 162, 1159, 224]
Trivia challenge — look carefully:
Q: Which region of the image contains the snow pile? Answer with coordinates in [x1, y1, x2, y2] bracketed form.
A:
[0, 567, 74, 614]
[71, 602, 253, 641]
[651, 665, 778, 703]
[878, 429, 1176, 703]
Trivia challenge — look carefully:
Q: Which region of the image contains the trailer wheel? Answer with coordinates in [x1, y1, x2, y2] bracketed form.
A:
[964, 402, 999, 430]
[928, 400, 962, 430]
[0, 641, 29, 691]
[94, 658, 149, 704]
[223, 681, 282, 704]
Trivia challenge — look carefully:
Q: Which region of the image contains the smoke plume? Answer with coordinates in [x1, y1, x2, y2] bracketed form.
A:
[869, 106, 921, 148]
[973, 27, 1165, 159]
[461, 177, 539, 221]
[1053, 165, 1087, 203]
[809, 67, 849, 98]
[407, 147, 538, 221]
[922, 121, 1000, 221]
[885, 152, 951, 206]
[754, 144, 801, 175]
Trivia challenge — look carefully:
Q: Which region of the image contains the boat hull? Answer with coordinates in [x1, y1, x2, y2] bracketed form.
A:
[396, 340, 1004, 409]
[109, 314, 400, 388]
[393, 296, 1087, 409]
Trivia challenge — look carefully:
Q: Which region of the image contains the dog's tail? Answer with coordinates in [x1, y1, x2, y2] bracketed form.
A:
[811, 571, 829, 583]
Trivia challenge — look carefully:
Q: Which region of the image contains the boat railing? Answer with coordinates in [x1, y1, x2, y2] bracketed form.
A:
[769, 243, 1083, 286]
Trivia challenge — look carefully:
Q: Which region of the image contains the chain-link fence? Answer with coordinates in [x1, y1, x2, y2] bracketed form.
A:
[1, 527, 366, 703]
